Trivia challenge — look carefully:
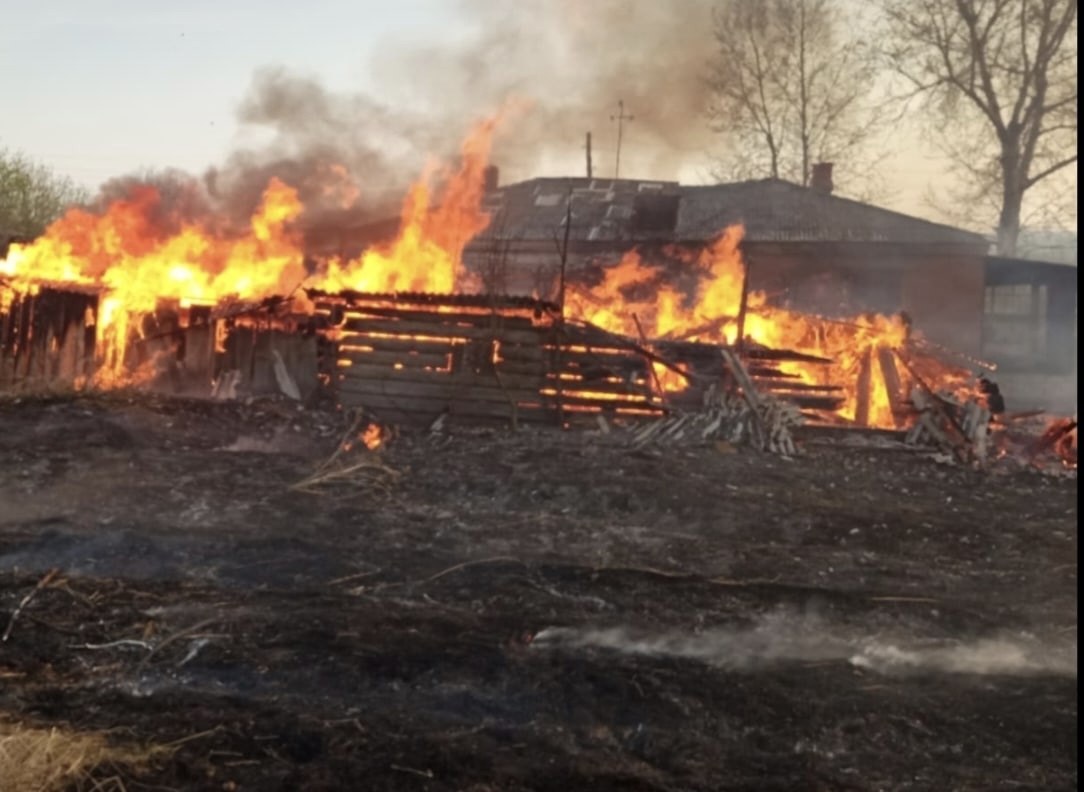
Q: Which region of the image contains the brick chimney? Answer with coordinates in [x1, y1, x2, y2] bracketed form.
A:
[483, 165, 500, 192]
[810, 162, 834, 194]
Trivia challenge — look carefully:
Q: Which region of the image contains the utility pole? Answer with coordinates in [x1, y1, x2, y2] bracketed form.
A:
[585, 132, 593, 179]
[610, 100, 634, 179]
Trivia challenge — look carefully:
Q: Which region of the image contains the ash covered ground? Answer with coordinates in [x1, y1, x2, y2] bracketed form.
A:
[0, 393, 1076, 791]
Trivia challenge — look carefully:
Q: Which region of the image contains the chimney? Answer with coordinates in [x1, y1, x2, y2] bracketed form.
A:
[483, 165, 500, 193]
[810, 162, 834, 194]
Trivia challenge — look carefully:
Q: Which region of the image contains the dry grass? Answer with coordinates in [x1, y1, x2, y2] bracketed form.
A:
[291, 410, 400, 498]
[0, 720, 162, 792]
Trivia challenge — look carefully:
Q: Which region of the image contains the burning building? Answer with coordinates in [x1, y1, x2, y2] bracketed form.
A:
[0, 122, 1076, 472]
[456, 168, 1076, 415]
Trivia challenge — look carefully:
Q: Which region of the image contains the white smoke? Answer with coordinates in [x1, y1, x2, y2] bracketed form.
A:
[532, 611, 1077, 677]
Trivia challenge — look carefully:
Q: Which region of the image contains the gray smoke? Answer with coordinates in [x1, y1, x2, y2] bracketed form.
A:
[532, 611, 1078, 677]
[375, 0, 720, 181]
[91, 1, 722, 241]
[206, 68, 433, 228]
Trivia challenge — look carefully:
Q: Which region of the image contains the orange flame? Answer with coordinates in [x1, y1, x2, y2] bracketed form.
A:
[1, 115, 504, 384]
[313, 112, 502, 295]
[564, 227, 916, 428]
[1, 99, 973, 432]
[360, 423, 383, 451]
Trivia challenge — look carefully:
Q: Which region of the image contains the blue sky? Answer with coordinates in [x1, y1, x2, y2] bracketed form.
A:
[1, 1, 469, 187]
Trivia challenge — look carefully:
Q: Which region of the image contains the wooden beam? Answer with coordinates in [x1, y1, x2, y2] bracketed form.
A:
[877, 346, 905, 427]
[854, 347, 872, 428]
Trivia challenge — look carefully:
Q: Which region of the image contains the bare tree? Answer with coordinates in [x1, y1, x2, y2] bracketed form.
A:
[475, 212, 514, 296]
[882, 0, 1077, 255]
[0, 149, 89, 239]
[707, 0, 885, 192]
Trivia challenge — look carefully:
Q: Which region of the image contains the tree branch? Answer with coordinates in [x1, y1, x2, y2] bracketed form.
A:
[1025, 153, 1078, 188]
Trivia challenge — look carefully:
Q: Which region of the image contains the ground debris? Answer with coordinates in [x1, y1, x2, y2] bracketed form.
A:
[0, 392, 1075, 792]
[291, 409, 400, 497]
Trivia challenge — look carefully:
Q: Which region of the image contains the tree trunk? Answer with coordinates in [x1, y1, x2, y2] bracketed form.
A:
[997, 178, 1024, 257]
[996, 144, 1025, 257]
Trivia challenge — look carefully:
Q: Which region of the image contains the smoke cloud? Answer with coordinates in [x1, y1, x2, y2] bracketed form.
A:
[532, 611, 1078, 677]
[374, 0, 720, 181]
[87, 1, 722, 242]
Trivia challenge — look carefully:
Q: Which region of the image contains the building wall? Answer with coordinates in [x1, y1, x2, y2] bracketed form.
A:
[472, 240, 992, 361]
[992, 371, 1077, 414]
[981, 259, 1077, 413]
[899, 255, 986, 356]
[743, 248, 906, 317]
[744, 245, 988, 360]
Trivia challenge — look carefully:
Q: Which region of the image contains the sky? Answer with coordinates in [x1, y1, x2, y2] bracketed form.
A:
[1, 1, 472, 184]
[0, 1, 1000, 224]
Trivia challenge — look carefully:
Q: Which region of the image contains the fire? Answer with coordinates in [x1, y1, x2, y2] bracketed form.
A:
[0, 98, 979, 434]
[1038, 418, 1078, 469]
[564, 226, 915, 428]
[1, 115, 503, 384]
[2, 178, 308, 384]
[340, 422, 383, 452]
[313, 113, 500, 295]
[360, 423, 383, 451]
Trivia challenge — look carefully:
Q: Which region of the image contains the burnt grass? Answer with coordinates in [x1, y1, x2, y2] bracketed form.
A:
[0, 393, 1076, 792]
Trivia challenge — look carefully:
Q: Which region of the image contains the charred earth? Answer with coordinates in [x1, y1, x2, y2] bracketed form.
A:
[0, 393, 1076, 791]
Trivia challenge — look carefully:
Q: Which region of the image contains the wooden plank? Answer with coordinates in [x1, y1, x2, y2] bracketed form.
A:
[57, 318, 86, 383]
[744, 348, 834, 365]
[492, 343, 547, 363]
[544, 377, 654, 397]
[538, 391, 658, 411]
[337, 335, 461, 357]
[338, 375, 658, 414]
[337, 392, 551, 423]
[558, 348, 644, 363]
[719, 349, 760, 406]
[488, 356, 551, 375]
[338, 347, 452, 369]
[339, 379, 540, 406]
[877, 346, 905, 425]
[339, 363, 547, 391]
[760, 382, 845, 394]
[339, 360, 649, 397]
[854, 347, 872, 427]
[338, 374, 541, 404]
[183, 324, 216, 386]
[338, 305, 541, 328]
[784, 394, 846, 410]
[747, 366, 800, 379]
[341, 316, 547, 345]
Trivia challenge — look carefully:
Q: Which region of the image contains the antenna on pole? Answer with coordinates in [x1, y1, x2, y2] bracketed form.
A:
[610, 100, 634, 180]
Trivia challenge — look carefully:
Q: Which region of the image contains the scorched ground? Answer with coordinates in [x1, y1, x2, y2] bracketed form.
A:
[0, 392, 1076, 791]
